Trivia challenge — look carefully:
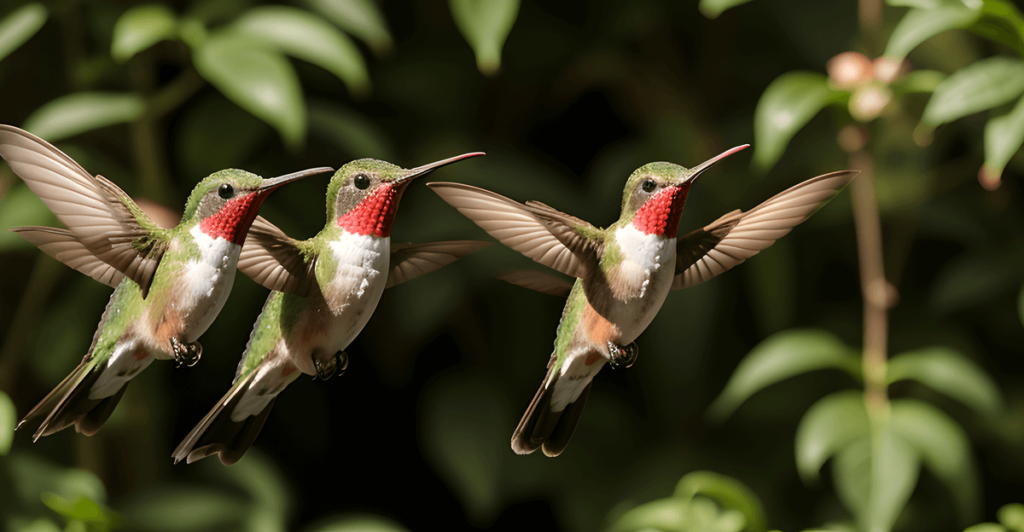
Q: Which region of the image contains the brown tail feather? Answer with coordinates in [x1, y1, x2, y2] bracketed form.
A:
[511, 372, 591, 457]
[19, 357, 126, 440]
[542, 383, 590, 457]
[173, 372, 273, 465]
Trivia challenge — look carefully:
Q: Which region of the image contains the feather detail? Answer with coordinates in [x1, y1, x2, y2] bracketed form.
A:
[386, 240, 490, 288]
[13, 226, 125, 287]
[236, 216, 316, 296]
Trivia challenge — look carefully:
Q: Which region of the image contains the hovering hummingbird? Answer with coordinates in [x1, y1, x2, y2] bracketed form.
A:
[0, 125, 331, 440]
[172, 153, 488, 465]
[428, 146, 857, 457]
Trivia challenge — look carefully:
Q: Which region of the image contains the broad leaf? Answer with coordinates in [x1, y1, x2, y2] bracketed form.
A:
[0, 390, 14, 455]
[884, 5, 980, 60]
[795, 391, 870, 483]
[983, 95, 1024, 179]
[111, 4, 178, 63]
[0, 3, 47, 63]
[890, 399, 979, 524]
[449, 0, 520, 75]
[23, 92, 144, 142]
[964, 523, 1008, 532]
[675, 471, 768, 532]
[233, 6, 369, 96]
[752, 72, 840, 172]
[699, 0, 755, 18]
[832, 428, 921, 532]
[307, 0, 393, 55]
[0, 184, 56, 251]
[971, 0, 1024, 56]
[1000, 503, 1024, 532]
[610, 497, 746, 532]
[887, 347, 1003, 416]
[707, 329, 859, 422]
[219, 451, 289, 531]
[303, 514, 411, 532]
[40, 493, 113, 523]
[193, 31, 306, 149]
[922, 56, 1024, 127]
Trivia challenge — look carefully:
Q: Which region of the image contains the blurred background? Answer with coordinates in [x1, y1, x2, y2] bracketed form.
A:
[2, 0, 1024, 531]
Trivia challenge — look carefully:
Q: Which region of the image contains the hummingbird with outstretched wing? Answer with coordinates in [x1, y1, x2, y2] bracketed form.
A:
[0, 125, 330, 440]
[428, 145, 856, 457]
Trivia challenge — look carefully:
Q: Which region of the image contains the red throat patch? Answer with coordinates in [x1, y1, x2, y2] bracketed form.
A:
[631, 184, 690, 238]
[199, 192, 267, 245]
[337, 182, 406, 237]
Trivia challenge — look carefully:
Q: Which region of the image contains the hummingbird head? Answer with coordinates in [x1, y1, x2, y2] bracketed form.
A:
[327, 152, 484, 237]
[621, 145, 749, 238]
[183, 167, 332, 245]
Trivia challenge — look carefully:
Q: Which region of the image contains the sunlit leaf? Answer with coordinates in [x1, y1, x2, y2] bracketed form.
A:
[884, 5, 980, 60]
[233, 6, 369, 96]
[965, 524, 1008, 532]
[983, 95, 1024, 179]
[0, 3, 47, 63]
[0, 390, 14, 455]
[971, 0, 1024, 56]
[888, 347, 1003, 416]
[890, 70, 946, 94]
[675, 471, 768, 532]
[922, 56, 1024, 127]
[999, 503, 1024, 532]
[6, 517, 63, 532]
[833, 426, 920, 532]
[120, 487, 247, 531]
[699, 0, 755, 18]
[111, 4, 178, 63]
[752, 72, 841, 172]
[308, 99, 395, 160]
[795, 391, 870, 483]
[707, 329, 860, 422]
[193, 31, 306, 149]
[303, 514, 411, 532]
[307, 0, 393, 55]
[449, 0, 520, 76]
[40, 493, 112, 523]
[23, 92, 145, 142]
[610, 498, 689, 532]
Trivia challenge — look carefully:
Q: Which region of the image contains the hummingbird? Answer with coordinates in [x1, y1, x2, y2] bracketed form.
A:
[428, 146, 857, 456]
[172, 153, 488, 465]
[0, 124, 331, 440]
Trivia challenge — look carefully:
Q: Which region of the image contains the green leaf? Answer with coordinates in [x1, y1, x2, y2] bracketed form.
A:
[833, 427, 920, 532]
[707, 329, 859, 422]
[887, 347, 1003, 416]
[0, 390, 14, 455]
[965, 524, 1009, 532]
[970, 0, 1024, 56]
[795, 391, 870, 483]
[217, 450, 289, 531]
[0, 183, 57, 251]
[999, 503, 1024, 532]
[193, 31, 306, 149]
[111, 4, 178, 63]
[40, 493, 112, 523]
[752, 72, 841, 173]
[890, 70, 946, 94]
[6, 517, 63, 532]
[449, 0, 520, 75]
[699, 0, 755, 18]
[983, 94, 1024, 179]
[23, 92, 145, 142]
[922, 56, 1024, 127]
[0, 3, 47, 63]
[675, 471, 768, 532]
[307, 99, 395, 160]
[307, 0, 393, 55]
[302, 514, 411, 532]
[233, 6, 369, 96]
[120, 487, 248, 531]
[890, 399, 979, 524]
[610, 498, 689, 532]
[884, 5, 981, 60]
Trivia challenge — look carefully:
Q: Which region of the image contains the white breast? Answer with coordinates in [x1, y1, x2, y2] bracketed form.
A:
[607, 224, 676, 343]
[323, 231, 390, 348]
[181, 226, 242, 341]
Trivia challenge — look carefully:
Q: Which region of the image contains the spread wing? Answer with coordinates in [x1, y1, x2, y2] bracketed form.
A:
[386, 241, 491, 288]
[427, 182, 601, 279]
[497, 269, 574, 297]
[236, 216, 316, 296]
[0, 125, 167, 296]
[12, 226, 125, 287]
[674, 170, 857, 289]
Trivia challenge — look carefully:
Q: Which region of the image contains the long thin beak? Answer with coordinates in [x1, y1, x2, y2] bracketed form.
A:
[396, 152, 486, 184]
[683, 145, 750, 184]
[258, 167, 334, 191]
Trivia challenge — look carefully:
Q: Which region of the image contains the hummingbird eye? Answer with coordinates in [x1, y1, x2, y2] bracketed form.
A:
[641, 179, 657, 193]
[353, 174, 370, 190]
[218, 183, 235, 200]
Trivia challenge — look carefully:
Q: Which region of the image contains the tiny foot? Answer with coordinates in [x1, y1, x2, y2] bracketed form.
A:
[314, 357, 337, 380]
[172, 338, 202, 368]
[334, 351, 349, 377]
[606, 341, 639, 370]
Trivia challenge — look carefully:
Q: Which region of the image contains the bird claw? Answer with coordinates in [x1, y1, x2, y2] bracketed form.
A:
[606, 341, 639, 370]
[314, 350, 349, 380]
[172, 338, 202, 368]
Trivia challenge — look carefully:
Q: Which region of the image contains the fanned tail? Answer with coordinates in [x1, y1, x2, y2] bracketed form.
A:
[18, 356, 126, 440]
[511, 369, 591, 457]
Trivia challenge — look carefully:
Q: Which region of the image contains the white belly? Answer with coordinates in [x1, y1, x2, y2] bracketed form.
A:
[606, 224, 676, 343]
[181, 226, 242, 341]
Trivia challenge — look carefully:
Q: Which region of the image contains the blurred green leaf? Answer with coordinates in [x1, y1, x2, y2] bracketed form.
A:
[675, 471, 767, 532]
[888, 347, 1003, 416]
[9, 454, 107, 506]
[971, 0, 1024, 56]
[611, 496, 746, 532]
[302, 514, 410, 532]
[0, 390, 14, 455]
[891, 70, 946, 94]
[833, 427, 920, 532]
[217, 451, 289, 531]
[886, 0, 960, 7]
[110, 4, 178, 63]
[922, 56, 1024, 127]
[40, 493, 113, 523]
[983, 94, 1024, 179]
[795, 391, 870, 483]
[23, 93, 145, 142]
[0, 183, 57, 251]
[0, 3, 46, 63]
[699, 0, 755, 19]
[752, 72, 840, 172]
[884, 5, 980, 60]
[707, 329, 859, 422]
[6, 517, 63, 532]
[233, 6, 369, 96]
[119, 487, 247, 531]
[890, 399, 979, 524]
[1000, 503, 1024, 532]
[449, 0, 520, 76]
[307, 0, 392, 55]
[965, 524, 1009, 532]
[193, 31, 306, 149]
[308, 99, 395, 160]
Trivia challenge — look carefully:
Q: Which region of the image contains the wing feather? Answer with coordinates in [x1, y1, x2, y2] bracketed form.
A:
[236, 216, 315, 296]
[386, 240, 490, 288]
[12, 227, 124, 287]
